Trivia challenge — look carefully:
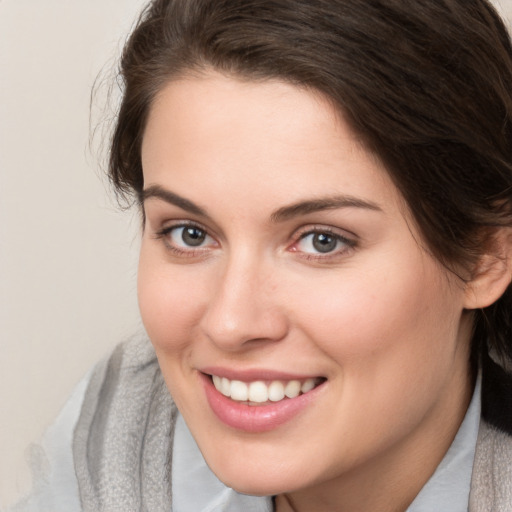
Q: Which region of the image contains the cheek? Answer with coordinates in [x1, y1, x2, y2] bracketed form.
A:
[289, 258, 462, 380]
[137, 248, 209, 353]
[284, 261, 466, 456]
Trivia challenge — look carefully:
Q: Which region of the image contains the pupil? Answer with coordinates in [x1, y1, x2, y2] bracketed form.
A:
[182, 227, 206, 246]
[312, 233, 337, 253]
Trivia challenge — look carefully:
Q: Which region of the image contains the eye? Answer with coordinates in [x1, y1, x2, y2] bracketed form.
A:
[156, 223, 217, 253]
[293, 229, 355, 257]
[171, 225, 209, 247]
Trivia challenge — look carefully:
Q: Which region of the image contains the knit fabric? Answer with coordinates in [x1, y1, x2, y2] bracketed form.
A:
[73, 338, 177, 512]
[469, 421, 512, 511]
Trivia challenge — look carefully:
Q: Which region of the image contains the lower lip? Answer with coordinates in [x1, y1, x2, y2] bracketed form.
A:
[201, 374, 324, 433]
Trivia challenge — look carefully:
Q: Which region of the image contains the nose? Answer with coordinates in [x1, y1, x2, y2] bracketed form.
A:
[200, 253, 289, 351]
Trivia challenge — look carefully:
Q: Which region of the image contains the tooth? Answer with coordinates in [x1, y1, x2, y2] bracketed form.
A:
[220, 377, 231, 397]
[301, 378, 315, 393]
[213, 375, 318, 402]
[248, 381, 268, 403]
[212, 375, 222, 391]
[268, 381, 285, 401]
[230, 380, 248, 401]
[284, 380, 301, 398]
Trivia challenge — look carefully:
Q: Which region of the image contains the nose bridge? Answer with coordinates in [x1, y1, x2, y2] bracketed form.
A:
[201, 248, 287, 349]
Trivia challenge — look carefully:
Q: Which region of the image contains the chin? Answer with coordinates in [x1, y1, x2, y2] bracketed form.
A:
[220, 474, 286, 497]
[205, 453, 309, 498]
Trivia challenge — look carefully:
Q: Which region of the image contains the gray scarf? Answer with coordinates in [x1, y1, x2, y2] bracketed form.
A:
[73, 337, 177, 512]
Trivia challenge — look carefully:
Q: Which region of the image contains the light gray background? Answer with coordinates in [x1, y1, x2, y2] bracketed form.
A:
[0, 1, 146, 507]
[1, 0, 512, 508]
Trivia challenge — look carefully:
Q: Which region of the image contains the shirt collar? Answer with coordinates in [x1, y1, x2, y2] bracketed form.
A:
[406, 372, 481, 512]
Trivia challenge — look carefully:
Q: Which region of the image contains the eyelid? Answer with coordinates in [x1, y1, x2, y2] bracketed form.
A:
[144, 201, 223, 239]
[292, 224, 357, 240]
[151, 218, 357, 261]
[288, 224, 358, 259]
[155, 218, 218, 238]
[154, 220, 219, 255]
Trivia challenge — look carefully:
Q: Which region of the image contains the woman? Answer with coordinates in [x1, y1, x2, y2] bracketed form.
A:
[14, 0, 512, 511]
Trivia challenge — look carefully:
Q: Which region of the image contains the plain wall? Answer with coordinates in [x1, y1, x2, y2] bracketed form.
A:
[0, 1, 147, 507]
[1, 0, 512, 508]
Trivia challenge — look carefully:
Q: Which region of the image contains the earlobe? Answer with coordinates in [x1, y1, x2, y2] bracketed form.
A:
[463, 228, 512, 310]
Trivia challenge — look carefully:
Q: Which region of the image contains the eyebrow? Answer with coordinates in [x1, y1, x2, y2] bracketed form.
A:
[141, 185, 208, 217]
[270, 195, 382, 222]
[141, 185, 382, 222]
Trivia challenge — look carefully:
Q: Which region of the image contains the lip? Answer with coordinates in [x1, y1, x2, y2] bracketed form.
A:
[200, 371, 326, 433]
[200, 366, 321, 382]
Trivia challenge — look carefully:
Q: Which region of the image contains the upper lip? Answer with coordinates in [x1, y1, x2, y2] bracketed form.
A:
[200, 366, 325, 382]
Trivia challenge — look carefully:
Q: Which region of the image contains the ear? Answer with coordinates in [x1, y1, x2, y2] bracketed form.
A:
[464, 227, 512, 310]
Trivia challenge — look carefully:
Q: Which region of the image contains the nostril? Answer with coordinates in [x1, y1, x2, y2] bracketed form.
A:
[201, 309, 289, 351]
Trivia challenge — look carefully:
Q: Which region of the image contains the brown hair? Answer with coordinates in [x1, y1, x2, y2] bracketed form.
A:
[109, 0, 512, 427]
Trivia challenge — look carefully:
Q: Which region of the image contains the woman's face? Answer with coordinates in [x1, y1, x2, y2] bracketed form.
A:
[139, 72, 473, 499]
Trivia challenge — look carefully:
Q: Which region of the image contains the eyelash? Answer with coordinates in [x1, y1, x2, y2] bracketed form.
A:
[154, 221, 216, 257]
[153, 222, 357, 261]
[289, 226, 357, 261]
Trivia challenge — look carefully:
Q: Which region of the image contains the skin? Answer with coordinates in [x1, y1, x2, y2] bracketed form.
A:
[138, 71, 477, 512]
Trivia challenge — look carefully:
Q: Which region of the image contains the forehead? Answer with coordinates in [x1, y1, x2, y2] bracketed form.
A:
[141, 72, 404, 217]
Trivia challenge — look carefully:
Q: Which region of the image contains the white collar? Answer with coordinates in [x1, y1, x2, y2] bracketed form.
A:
[406, 372, 481, 512]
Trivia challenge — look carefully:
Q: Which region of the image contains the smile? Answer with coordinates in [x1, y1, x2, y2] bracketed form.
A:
[202, 372, 327, 432]
[211, 375, 323, 404]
